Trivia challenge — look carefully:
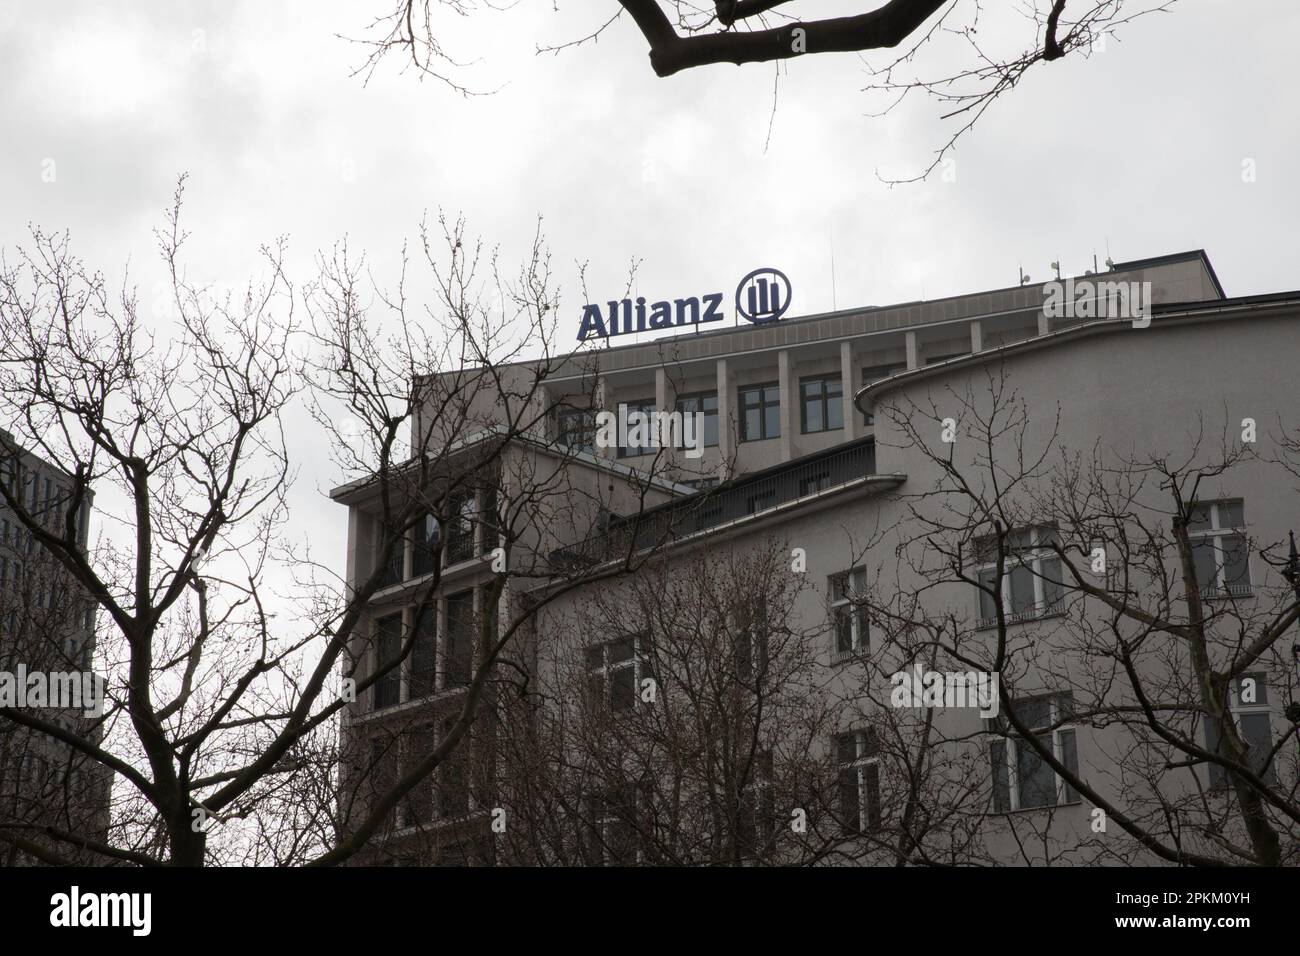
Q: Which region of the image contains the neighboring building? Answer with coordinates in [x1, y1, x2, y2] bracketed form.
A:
[0, 430, 110, 865]
[334, 251, 1300, 865]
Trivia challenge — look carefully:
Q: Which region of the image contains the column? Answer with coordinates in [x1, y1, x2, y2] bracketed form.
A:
[905, 331, 919, 370]
[840, 341, 858, 441]
[778, 349, 793, 461]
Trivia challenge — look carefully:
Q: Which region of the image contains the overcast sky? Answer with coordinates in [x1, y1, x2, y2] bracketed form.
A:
[2, 0, 1297, 600]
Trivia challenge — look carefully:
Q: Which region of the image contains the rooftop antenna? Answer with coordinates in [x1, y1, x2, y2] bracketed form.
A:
[1105, 237, 1114, 270]
[1050, 260, 1062, 280]
[1019, 266, 1032, 285]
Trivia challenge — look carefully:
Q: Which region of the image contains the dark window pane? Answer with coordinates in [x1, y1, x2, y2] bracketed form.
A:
[1218, 500, 1244, 528]
[1016, 735, 1057, 809]
[413, 513, 439, 577]
[410, 607, 437, 698]
[978, 568, 999, 621]
[1221, 533, 1249, 590]
[1040, 558, 1063, 611]
[374, 615, 402, 710]
[863, 762, 881, 830]
[1059, 728, 1078, 803]
[990, 740, 1009, 812]
[1191, 539, 1217, 592]
[610, 666, 636, 710]
[1009, 565, 1035, 616]
[445, 591, 473, 686]
[837, 768, 861, 834]
[1239, 712, 1276, 783]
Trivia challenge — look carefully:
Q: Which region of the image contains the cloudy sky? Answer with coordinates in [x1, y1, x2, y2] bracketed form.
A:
[2, 0, 1297, 595]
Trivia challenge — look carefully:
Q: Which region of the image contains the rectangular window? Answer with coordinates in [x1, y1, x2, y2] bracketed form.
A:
[674, 392, 719, 448]
[556, 406, 597, 453]
[745, 488, 776, 515]
[445, 591, 474, 688]
[617, 398, 657, 458]
[584, 786, 641, 865]
[373, 614, 403, 710]
[585, 633, 653, 712]
[836, 730, 881, 833]
[861, 363, 907, 426]
[988, 693, 1079, 812]
[799, 375, 843, 434]
[974, 525, 1064, 628]
[375, 523, 405, 589]
[1205, 672, 1276, 789]
[367, 737, 398, 830]
[445, 492, 477, 565]
[739, 382, 780, 442]
[409, 603, 437, 699]
[401, 724, 435, 826]
[437, 717, 471, 818]
[830, 569, 869, 658]
[798, 470, 831, 497]
[1187, 499, 1250, 598]
[412, 513, 439, 578]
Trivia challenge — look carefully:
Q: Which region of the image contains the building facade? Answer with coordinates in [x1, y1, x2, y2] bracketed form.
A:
[0, 430, 111, 865]
[334, 251, 1300, 866]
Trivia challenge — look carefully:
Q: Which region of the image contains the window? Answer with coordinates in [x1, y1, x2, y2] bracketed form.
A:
[445, 492, 477, 564]
[836, 730, 881, 833]
[739, 382, 780, 442]
[373, 614, 402, 710]
[799, 375, 843, 434]
[478, 485, 499, 557]
[617, 398, 657, 458]
[861, 363, 906, 426]
[375, 523, 405, 589]
[988, 693, 1079, 812]
[437, 716, 471, 818]
[798, 470, 831, 497]
[584, 786, 641, 865]
[1204, 672, 1276, 789]
[367, 737, 398, 831]
[674, 392, 719, 448]
[401, 724, 435, 826]
[556, 406, 597, 453]
[679, 477, 720, 491]
[745, 489, 776, 515]
[1187, 499, 1250, 598]
[445, 590, 474, 687]
[412, 513, 439, 578]
[974, 525, 1064, 628]
[585, 634, 653, 712]
[830, 569, 868, 658]
[409, 604, 437, 698]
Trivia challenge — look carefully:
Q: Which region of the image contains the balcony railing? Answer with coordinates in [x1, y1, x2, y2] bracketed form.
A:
[575, 438, 877, 561]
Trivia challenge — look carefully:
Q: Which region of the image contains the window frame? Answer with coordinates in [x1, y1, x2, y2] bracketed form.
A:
[738, 382, 781, 443]
[1205, 671, 1276, 789]
[987, 693, 1079, 813]
[616, 398, 658, 459]
[1186, 499, 1251, 599]
[585, 633, 654, 712]
[829, 568, 869, 660]
[974, 525, 1064, 629]
[836, 729, 882, 834]
[798, 374, 844, 435]
[673, 391, 720, 449]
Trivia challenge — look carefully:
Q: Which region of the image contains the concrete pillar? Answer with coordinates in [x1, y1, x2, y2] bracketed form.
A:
[970, 320, 983, 354]
[778, 349, 793, 461]
[716, 357, 733, 474]
[840, 340, 858, 440]
[905, 331, 919, 370]
[595, 376, 615, 460]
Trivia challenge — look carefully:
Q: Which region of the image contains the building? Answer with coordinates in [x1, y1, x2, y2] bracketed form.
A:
[333, 251, 1300, 865]
[0, 430, 111, 865]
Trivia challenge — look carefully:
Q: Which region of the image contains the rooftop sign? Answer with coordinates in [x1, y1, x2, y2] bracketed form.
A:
[576, 267, 792, 341]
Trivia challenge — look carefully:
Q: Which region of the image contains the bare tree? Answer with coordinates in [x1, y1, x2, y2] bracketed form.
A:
[347, 1, 1180, 176]
[0, 181, 702, 866]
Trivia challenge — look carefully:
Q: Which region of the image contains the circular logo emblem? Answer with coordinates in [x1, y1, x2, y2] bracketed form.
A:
[735, 267, 792, 325]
